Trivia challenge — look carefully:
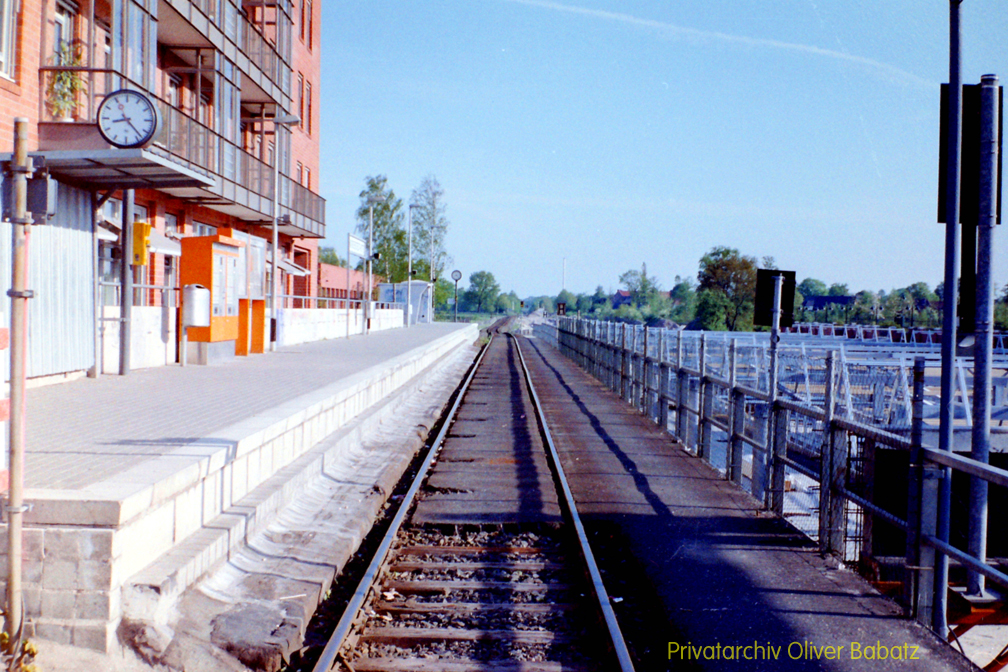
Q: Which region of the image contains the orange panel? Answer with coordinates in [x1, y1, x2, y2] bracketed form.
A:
[237, 299, 250, 356]
[251, 300, 266, 354]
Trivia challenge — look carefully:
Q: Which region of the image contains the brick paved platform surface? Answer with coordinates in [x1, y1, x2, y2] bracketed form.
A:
[27, 323, 467, 491]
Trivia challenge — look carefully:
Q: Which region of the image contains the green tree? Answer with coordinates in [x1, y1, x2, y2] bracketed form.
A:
[434, 277, 454, 311]
[827, 283, 850, 296]
[669, 276, 697, 324]
[318, 246, 344, 267]
[797, 278, 828, 297]
[995, 283, 1008, 330]
[619, 263, 662, 307]
[356, 175, 407, 283]
[465, 271, 500, 313]
[697, 246, 757, 331]
[410, 174, 451, 283]
[694, 288, 730, 330]
[555, 289, 577, 311]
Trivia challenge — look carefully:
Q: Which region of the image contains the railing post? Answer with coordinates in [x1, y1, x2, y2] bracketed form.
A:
[728, 340, 744, 485]
[642, 327, 650, 414]
[699, 333, 711, 461]
[820, 352, 846, 555]
[620, 324, 628, 401]
[607, 322, 614, 391]
[676, 331, 688, 444]
[630, 325, 638, 406]
[906, 357, 938, 626]
[770, 403, 788, 515]
[659, 329, 669, 430]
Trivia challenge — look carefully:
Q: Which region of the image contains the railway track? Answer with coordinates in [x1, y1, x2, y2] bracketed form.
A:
[310, 320, 634, 672]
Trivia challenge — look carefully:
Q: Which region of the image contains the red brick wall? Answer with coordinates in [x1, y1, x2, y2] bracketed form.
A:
[0, 0, 48, 151]
[290, 0, 320, 188]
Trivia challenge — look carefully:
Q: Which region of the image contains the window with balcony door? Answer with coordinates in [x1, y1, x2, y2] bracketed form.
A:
[297, 73, 303, 129]
[306, 0, 313, 51]
[54, 2, 76, 55]
[0, 0, 17, 79]
[305, 81, 312, 135]
[113, 0, 157, 90]
[298, 0, 305, 42]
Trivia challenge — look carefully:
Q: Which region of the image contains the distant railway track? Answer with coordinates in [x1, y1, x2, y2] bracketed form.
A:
[310, 319, 634, 672]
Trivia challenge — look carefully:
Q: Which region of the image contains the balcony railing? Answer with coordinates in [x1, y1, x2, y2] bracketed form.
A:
[38, 66, 325, 231]
[242, 10, 292, 94]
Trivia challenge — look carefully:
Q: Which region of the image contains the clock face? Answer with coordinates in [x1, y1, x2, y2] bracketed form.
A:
[97, 90, 160, 148]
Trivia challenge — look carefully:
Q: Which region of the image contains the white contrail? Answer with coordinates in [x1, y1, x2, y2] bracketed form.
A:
[504, 0, 933, 88]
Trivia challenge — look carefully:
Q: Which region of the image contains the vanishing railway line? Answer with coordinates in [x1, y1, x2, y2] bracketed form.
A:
[310, 320, 633, 672]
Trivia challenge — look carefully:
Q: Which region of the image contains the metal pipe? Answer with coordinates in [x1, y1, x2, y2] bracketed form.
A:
[270, 129, 280, 351]
[119, 189, 134, 375]
[967, 73, 1000, 597]
[90, 192, 100, 377]
[407, 204, 417, 327]
[935, 0, 963, 636]
[768, 274, 783, 512]
[6, 117, 31, 653]
[346, 235, 350, 338]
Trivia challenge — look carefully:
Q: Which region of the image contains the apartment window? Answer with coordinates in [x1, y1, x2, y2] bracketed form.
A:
[54, 3, 75, 56]
[295, 161, 302, 185]
[167, 74, 182, 108]
[193, 222, 217, 237]
[306, 0, 313, 51]
[0, 0, 17, 79]
[305, 81, 312, 135]
[305, 167, 310, 190]
[299, 0, 305, 42]
[297, 73, 304, 129]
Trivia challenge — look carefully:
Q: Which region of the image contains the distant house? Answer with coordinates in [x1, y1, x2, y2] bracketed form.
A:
[612, 290, 634, 309]
[612, 289, 677, 310]
[803, 295, 855, 311]
[318, 262, 373, 303]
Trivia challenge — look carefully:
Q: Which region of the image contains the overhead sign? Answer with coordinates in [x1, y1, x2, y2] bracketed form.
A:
[348, 234, 366, 258]
[938, 83, 1003, 224]
[753, 270, 796, 328]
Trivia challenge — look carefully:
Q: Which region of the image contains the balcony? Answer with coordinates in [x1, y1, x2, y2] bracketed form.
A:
[36, 66, 325, 238]
[160, 0, 292, 109]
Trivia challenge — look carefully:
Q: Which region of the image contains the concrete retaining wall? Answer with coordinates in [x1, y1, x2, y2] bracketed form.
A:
[276, 307, 403, 346]
[101, 305, 177, 375]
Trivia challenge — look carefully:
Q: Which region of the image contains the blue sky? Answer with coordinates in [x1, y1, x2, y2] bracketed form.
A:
[319, 1, 1008, 298]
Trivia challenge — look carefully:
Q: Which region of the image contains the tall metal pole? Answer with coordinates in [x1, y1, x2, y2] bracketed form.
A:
[934, 0, 964, 636]
[967, 73, 999, 597]
[366, 203, 373, 334]
[408, 204, 417, 328]
[6, 117, 32, 655]
[119, 189, 134, 375]
[346, 235, 351, 339]
[768, 274, 783, 512]
[270, 125, 280, 352]
[453, 279, 458, 323]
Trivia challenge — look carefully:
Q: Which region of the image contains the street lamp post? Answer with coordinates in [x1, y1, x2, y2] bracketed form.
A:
[268, 113, 299, 352]
[365, 194, 385, 334]
[408, 204, 419, 328]
[451, 269, 462, 323]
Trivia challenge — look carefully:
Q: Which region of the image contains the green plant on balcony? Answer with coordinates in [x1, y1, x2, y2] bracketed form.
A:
[45, 40, 87, 121]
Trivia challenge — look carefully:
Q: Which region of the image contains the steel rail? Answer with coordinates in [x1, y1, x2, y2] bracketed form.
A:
[512, 335, 637, 672]
[310, 326, 497, 672]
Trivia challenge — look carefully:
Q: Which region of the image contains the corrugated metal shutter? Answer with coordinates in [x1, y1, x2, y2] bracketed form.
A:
[0, 179, 95, 379]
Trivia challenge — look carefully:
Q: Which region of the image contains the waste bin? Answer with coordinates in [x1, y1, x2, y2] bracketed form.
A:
[182, 284, 210, 327]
